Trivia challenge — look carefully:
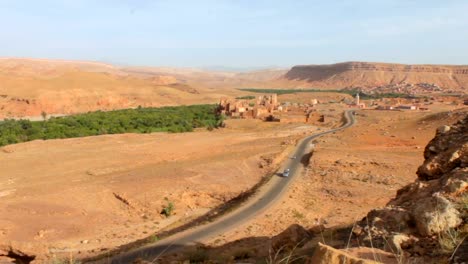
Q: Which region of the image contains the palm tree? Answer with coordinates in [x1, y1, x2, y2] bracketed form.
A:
[41, 111, 47, 121]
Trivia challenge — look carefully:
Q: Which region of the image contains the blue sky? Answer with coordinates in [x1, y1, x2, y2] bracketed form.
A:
[1, 0, 467, 68]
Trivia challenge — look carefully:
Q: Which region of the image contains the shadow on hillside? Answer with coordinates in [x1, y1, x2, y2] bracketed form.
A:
[90, 224, 356, 264]
[283, 63, 350, 83]
[300, 151, 313, 167]
[83, 171, 279, 263]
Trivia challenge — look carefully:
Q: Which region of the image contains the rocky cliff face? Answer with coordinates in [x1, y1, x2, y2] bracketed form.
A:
[356, 115, 467, 262]
[283, 62, 468, 92]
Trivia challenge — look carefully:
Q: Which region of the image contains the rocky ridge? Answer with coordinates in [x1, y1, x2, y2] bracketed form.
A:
[283, 62, 468, 92]
[356, 115, 467, 262]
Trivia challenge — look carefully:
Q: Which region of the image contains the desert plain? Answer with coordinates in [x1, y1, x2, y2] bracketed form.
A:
[0, 58, 467, 263]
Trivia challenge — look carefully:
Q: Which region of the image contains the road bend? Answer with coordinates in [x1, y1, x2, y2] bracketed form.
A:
[107, 110, 356, 264]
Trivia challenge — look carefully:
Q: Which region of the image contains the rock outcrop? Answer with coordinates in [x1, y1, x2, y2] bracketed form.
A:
[0, 245, 36, 264]
[356, 115, 468, 261]
[417, 122, 467, 181]
[271, 224, 312, 251]
[308, 243, 380, 264]
[282, 62, 468, 92]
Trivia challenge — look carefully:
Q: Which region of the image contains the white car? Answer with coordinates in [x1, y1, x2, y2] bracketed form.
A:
[282, 169, 290, 177]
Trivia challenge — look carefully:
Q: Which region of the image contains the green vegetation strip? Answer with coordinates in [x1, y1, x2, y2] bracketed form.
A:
[235, 95, 256, 100]
[0, 104, 223, 147]
[238, 88, 413, 99]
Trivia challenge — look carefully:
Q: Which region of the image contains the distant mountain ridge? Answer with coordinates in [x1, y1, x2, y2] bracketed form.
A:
[0, 58, 224, 118]
[1, 58, 467, 118]
[282, 61, 468, 92]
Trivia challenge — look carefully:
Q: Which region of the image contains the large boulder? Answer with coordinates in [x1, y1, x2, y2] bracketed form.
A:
[442, 167, 468, 195]
[271, 224, 311, 252]
[308, 243, 381, 264]
[417, 118, 467, 180]
[364, 207, 413, 235]
[410, 193, 462, 236]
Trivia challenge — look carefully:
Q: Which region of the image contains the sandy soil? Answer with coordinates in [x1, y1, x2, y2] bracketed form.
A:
[205, 104, 467, 247]
[1, 77, 465, 263]
[0, 117, 323, 260]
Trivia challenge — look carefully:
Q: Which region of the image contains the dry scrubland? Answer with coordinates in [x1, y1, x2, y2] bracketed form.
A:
[213, 106, 464, 243]
[2, 99, 464, 263]
[157, 104, 467, 263]
[1, 58, 467, 263]
[0, 114, 323, 261]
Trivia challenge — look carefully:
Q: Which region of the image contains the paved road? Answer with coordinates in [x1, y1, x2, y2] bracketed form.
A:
[108, 110, 356, 263]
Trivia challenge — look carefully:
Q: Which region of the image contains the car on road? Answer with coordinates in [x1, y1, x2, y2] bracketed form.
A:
[282, 168, 290, 177]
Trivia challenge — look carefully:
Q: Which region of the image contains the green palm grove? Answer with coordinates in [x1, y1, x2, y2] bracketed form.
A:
[0, 104, 224, 147]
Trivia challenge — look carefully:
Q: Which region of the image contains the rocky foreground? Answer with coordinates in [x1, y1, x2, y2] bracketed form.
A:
[355, 115, 467, 263]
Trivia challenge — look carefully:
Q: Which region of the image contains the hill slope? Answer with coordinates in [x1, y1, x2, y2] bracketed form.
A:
[0, 58, 226, 118]
[2, 58, 467, 118]
[0, 58, 288, 118]
[280, 61, 468, 92]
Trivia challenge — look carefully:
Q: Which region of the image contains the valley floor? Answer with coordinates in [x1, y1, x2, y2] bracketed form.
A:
[0, 96, 464, 262]
[0, 116, 319, 261]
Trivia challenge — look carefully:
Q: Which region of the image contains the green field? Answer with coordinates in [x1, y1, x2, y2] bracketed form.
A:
[0, 104, 223, 147]
[238, 88, 413, 99]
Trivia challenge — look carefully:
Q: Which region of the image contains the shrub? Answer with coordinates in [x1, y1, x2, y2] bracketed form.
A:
[438, 228, 464, 254]
[161, 199, 174, 217]
[292, 209, 305, 220]
[186, 248, 209, 263]
[149, 235, 159, 243]
[233, 248, 255, 260]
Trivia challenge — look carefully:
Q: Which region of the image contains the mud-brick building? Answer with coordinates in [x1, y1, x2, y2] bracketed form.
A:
[218, 94, 282, 119]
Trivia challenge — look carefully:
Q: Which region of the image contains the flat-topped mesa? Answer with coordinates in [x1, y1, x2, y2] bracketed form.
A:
[283, 62, 468, 91]
[289, 62, 468, 74]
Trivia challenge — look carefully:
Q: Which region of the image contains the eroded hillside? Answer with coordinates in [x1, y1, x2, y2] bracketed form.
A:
[0, 59, 232, 119]
[281, 62, 468, 92]
[2, 58, 467, 119]
[0, 58, 290, 118]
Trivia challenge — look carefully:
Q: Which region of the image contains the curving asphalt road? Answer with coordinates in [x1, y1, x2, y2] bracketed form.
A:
[107, 110, 356, 263]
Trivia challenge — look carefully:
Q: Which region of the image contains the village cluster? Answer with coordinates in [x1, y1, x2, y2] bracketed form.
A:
[218, 91, 467, 123]
[350, 82, 463, 95]
[217, 94, 325, 123]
